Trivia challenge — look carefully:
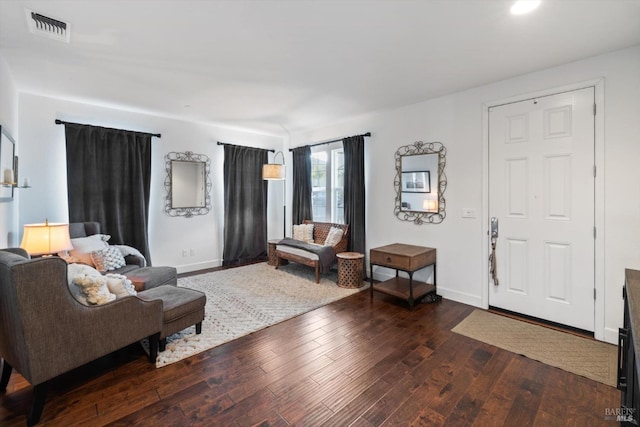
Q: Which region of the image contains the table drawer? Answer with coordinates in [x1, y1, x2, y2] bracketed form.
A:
[370, 248, 435, 271]
[370, 251, 410, 270]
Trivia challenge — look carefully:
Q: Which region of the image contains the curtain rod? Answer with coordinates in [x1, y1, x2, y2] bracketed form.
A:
[288, 132, 371, 151]
[54, 119, 161, 138]
[216, 141, 275, 153]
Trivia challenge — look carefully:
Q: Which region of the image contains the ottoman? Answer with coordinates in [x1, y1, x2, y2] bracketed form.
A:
[126, 266, 177, 291]
[138, 285, 206, 351]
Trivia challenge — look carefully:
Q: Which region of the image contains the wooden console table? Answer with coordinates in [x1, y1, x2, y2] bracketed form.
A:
[369, 243, 438, 308]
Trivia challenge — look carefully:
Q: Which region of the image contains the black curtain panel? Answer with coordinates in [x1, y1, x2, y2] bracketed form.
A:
[291, 145, 313, 225]
[343, 135, 366, 260]
[64, 123, 153, 263]
[223, 145, 269, 265]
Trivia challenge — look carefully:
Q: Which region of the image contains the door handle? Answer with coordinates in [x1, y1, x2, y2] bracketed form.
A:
[491, 217, 499, 239]
[490, 217, 499, 286]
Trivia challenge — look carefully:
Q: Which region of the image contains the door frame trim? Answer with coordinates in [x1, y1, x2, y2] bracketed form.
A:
[481, 78, 605, 340]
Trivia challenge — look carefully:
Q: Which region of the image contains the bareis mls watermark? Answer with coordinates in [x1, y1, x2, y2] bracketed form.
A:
[604, 407, 636, 422]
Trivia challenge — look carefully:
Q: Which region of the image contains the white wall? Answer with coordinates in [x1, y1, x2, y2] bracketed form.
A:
[289, 45, 640, 343]
[17, 94, 284, 272]
[0, 55, 18, 248]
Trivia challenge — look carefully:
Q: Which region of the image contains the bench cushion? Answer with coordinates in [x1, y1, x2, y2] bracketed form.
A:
[276, 244, 320, 260]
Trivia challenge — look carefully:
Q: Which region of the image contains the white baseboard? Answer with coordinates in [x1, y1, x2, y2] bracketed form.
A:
[437, 286, 483, 308]
[176, 259, 221, 274]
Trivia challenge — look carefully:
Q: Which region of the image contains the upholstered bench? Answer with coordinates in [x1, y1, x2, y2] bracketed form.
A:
[137, 285, 206, 351]
[126, 266, 178, 291]
[275, 220, 350, 283]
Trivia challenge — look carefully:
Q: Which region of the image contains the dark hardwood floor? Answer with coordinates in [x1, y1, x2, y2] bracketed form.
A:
[0, 280, 620, 426]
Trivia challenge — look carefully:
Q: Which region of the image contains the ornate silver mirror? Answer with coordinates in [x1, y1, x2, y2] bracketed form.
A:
[164, 151, 212, 218]
[394, 141, 447, 224]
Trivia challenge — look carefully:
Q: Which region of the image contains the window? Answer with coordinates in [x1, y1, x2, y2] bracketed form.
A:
[311, 142, 344, 223]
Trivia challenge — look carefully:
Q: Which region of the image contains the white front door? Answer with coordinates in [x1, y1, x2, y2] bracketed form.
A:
[488, 87, 595, 331]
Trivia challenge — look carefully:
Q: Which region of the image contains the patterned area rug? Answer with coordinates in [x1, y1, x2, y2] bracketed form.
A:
[154, 262, 366, 367]
[452, 309, 618, 386]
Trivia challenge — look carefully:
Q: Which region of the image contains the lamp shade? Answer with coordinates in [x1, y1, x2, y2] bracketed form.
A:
[20, 222, 73, 256]
[262, 163, 285, 180]
[423, 199, 438, 211]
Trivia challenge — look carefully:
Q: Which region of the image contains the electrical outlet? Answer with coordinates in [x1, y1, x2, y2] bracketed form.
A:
[462, 208, 477, 218]
[182, 249, 188, 257]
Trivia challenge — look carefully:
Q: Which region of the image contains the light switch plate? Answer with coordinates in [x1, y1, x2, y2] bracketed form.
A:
[462, 208, 477, 218]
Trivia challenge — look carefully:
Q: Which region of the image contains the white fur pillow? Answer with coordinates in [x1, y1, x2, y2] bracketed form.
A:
[324, 227, 344, 247]
[72, 274, 116, 305]
[293, 224, 314, 243]
[67, 262, 102, 280]
[67, 263, 103, 305]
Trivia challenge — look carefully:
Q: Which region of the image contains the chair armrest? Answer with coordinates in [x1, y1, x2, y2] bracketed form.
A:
[113, 245, 147, 267]
[124, 254, 145, 267]
[0, 248, 30, 258]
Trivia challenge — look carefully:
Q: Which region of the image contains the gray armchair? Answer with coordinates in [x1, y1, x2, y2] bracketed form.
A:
[0, 249, 163, 426]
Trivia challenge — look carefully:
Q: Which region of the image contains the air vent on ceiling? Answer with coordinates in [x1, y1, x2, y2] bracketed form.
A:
[25, 9, 70, 43]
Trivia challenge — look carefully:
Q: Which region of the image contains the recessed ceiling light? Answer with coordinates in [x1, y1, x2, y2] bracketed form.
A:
[511, 0, 541, 15]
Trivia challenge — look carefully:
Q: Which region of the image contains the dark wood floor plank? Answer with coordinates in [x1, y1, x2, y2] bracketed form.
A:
[537, 366, 605, 424]
[0, 273, 621, 426]
[322, 377, 394, 426]
[380, 337, 480, 424]
[287, 402, 335, 426]
[267, 342, 349, 398]
[361, 333, 474, 424]
[207, 387, 279, 425]
[228, 354, 335, 403]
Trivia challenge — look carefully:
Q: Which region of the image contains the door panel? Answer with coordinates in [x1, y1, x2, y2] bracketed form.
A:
[489, 87, 595, 331]
[506, 238, 528, 294]
[544, 154, 571, 220]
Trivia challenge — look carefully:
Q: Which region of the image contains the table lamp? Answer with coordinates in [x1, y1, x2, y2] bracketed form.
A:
[20, 220, 73, 256]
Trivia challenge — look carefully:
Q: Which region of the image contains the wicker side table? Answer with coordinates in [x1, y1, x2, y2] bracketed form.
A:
[336, 252, 365, 288]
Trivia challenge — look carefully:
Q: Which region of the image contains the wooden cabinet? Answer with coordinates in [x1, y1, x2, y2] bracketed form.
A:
[369, 243, 439, 308]
[619, 269, 640, 425]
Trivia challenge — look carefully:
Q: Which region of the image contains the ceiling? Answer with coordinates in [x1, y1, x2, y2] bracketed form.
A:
[1, 0, 639, 136]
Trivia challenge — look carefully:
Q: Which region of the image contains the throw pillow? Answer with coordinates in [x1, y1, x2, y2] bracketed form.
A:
[104, 273, 137, 298]
[70, 234, 111, 252]
[67, 262, 102, 279]
[66, 234, 110, 267]
[324, 227, 344, 247]
[91, 246, 127, 273]
[293, 224, 314, 243]
[67, 263, 103, 305]
[72, 274, 116, 305]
